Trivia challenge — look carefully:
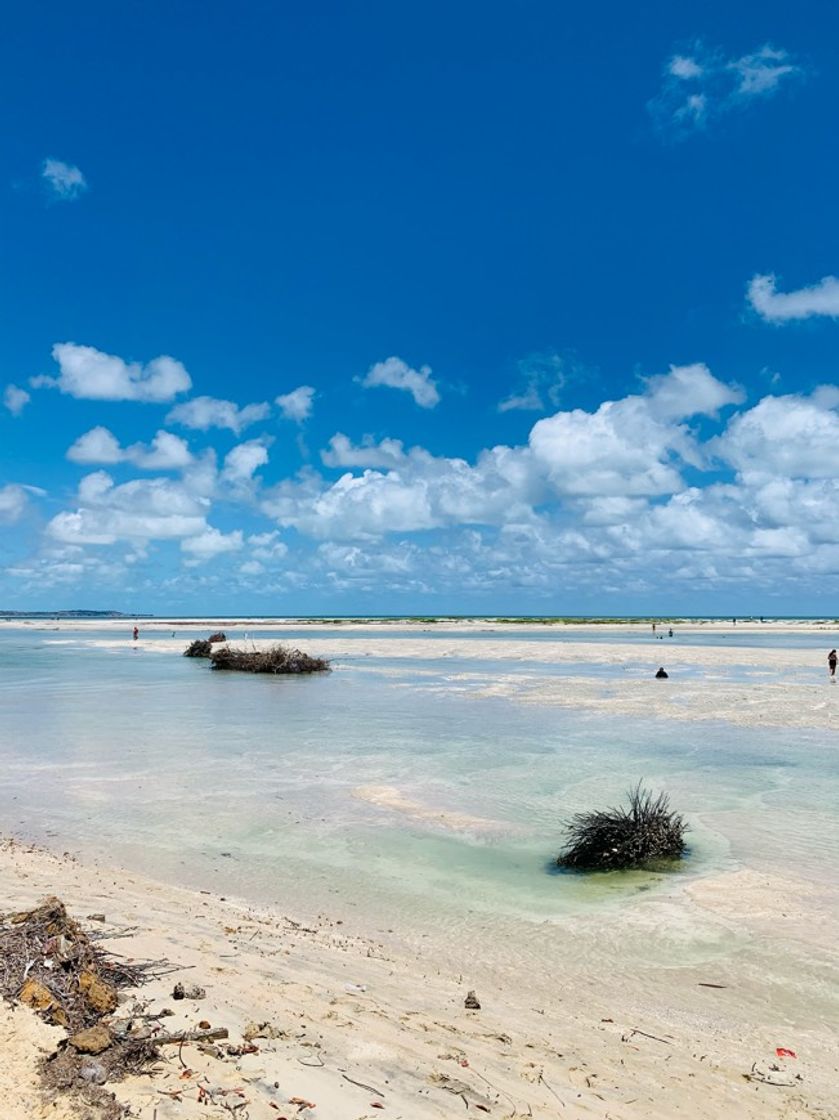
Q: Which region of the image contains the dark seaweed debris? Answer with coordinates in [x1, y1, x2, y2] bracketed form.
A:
[1, 896, 170, 1117]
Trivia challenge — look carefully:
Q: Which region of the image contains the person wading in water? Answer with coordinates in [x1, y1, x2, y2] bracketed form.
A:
[829, 649, 837, 678]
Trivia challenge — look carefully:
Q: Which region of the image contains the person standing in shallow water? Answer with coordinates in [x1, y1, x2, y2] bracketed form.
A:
[133, 626, 139, 641]
[829, 649, 837, 678]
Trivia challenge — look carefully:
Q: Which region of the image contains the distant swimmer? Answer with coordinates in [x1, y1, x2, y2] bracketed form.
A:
[829, 649, 837, 678]
[668, 628, 674, 638]
[655, 667, 669, 679]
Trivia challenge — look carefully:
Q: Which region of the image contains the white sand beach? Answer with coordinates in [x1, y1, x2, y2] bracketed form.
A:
[2, 838, 837, 1120]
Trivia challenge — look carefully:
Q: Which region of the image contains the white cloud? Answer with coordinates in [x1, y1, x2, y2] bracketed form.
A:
[0, 484, 29, 523]
[498, 353, 566, 413]
[731, 46, 798, 96]
[715, 391, 839, 480]
[247, 530, 289, 563]
[321, 433, 407, 469]
[67, 427, 123, 464]
[21, 349, 839, 604]
[747, 273, 839, 322]
[529, 364, 741, 497]
[263, 364, 743, 544]
[181, 527, 244, 564]
[669, 55, 703, 79]
[650, 42, 801, 138]
[498, 385, 544, 413]
[67, 427, 193, 470]
[6, 546, 127, 590]
[675, 93, 707, 127]
[3, 384, 31, 416]
[46, 471, 209, 545]
[643, 362, 744, 420]
[264, 443, 541, 541]
[221, 440, 270, 484]
[42, 158, 88, 200]
[360, 356, 440, 408]
[276, 385, 315, 422]
[166, 395, 270, 434]
[37, 343, 192, 402]
[138, 431, 194, 470]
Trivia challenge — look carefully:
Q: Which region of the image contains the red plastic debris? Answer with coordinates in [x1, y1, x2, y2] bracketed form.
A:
[775, 1047, 797, 1059]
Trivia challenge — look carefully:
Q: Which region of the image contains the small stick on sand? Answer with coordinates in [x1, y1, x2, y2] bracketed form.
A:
[155, 1027, 229, 1044]
[342, 1073, 385, 1097]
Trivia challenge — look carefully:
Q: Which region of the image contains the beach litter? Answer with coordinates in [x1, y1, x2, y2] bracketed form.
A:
[172, 981, 206, 999]
[745, 1061, 802, 1087]
[464, 990, 481, 1010]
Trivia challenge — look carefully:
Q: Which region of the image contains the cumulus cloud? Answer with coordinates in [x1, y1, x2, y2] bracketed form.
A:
[715, 391, 839, 480]
[42, 158, 88, 200]
[35, 343, 192, 403]
[264, 443, 543, 541]
[221, 440, 270, 488]
[247, 530, 289, 562]
[6, 546, 127, 590]
[360, 356, 440, 408]
[649, 41, 802, 138]
[643, 362, 744, 420]
[21, 352, 839, 604]
[67, 427, 193, 470]
[166, 395, 270, 434]
[263, 364, 743, 541]
[181, 527, 243, 564]
[46, 471, 209, 546]
[3, 384, 30, 416]
[747, 273, 839, 322]
[276, 386, 315, 423]
[321, 433, 407, 469]
[529, 363, 741, 497]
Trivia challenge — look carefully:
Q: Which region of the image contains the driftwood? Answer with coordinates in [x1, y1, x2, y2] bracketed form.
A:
[557, 784, 687, 872]
[155, 1027, 229, 1044]
[210, 644, 330, 675]
[183, 639, 213, 658]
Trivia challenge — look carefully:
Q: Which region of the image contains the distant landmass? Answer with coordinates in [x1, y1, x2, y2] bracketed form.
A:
[0, 610, 137, 619]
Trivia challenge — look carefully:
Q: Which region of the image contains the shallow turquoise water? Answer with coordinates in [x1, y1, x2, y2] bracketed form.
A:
[0, 630, 837, 944]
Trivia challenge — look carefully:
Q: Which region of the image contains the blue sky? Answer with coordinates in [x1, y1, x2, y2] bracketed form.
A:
[3, 0, 839, 614]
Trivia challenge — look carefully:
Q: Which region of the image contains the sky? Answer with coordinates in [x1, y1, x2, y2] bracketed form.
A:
[2, 0, 839, 615]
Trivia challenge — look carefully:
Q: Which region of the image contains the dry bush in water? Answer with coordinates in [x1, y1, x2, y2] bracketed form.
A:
[209, 644, 330, 675]
[557, 784, 686, 872]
